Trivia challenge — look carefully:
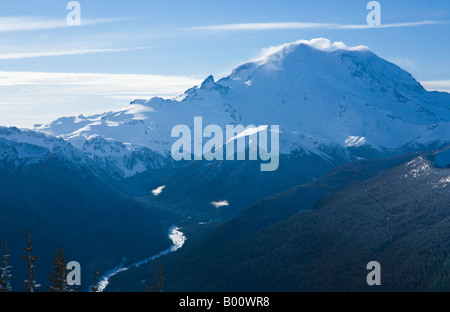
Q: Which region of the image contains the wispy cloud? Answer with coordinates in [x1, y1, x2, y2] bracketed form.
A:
[0, 16, 129, 33]
[339, 20, 446, 29]
[0, 47, 148, 60]
[189, 20, 446, 31]
[152, 185, 166, 196]
[421, 80, 450, 93]
[0, 71, 203, 128]
[211, 201, 229, 208]
[0, 71, 202, 95]
[190, 22, 336, 31]
[251, 38, 368, 64]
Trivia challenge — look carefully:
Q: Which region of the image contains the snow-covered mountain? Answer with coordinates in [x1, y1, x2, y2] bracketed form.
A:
[32, 38, 450, 178]
[0, 126, 90, 170]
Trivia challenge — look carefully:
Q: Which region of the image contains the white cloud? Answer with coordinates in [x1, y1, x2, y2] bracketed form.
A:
[0, 47, 148, 60]
[0, 71, 202, 128]
[190, 22, 336, 31]
[0, 16, 66, 32]
[421, 80, 450, 93]
[0, 16, 129, 33]
[254, 38, 368, 63]
[339, 20, 445, 29]
[0, 71, 201, 92]
[211, 201, 229, 208]
[189, 20, 446, 31]
[152, 185, 166, 196]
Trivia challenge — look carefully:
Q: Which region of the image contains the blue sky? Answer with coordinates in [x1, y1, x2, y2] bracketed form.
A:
[0, 0, 449, 127]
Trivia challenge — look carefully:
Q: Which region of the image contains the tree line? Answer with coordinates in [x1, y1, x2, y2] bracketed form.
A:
[0, 229, 164, 292]
[0, 229, 101, 292]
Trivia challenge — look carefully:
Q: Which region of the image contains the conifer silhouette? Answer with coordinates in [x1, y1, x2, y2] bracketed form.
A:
[90, 267, 101, 292]
[150, 263, 164, 292]
[48, 249, 72, 292]
[0, 235, 12, 292]
[22, 229, 40, 292]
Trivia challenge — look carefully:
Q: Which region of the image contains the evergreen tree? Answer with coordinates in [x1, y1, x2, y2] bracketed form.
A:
[48, 249, 71, 292]
[22, 229, 40, 292]
[151, 263, 164, 292]
[0, 236, 12, 292]
[90, 267, 100, 292]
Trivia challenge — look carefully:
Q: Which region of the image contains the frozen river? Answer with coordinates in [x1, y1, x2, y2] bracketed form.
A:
[96, 225, 186, 292]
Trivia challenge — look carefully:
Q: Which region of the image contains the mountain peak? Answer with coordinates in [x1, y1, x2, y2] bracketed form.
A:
[200, 75, 216, 89]
[219, 37, 426, 99]
[223, 38, 374, 83]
